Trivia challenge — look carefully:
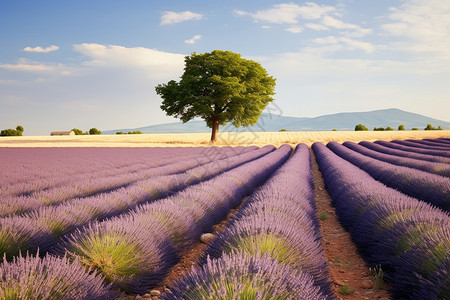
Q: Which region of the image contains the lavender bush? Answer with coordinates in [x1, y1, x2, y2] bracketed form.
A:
[164, 253, 332, 300]
[0, 252, 116, 300]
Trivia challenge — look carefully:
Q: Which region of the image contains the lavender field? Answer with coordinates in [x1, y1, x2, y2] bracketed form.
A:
[0, 139, 449, 299]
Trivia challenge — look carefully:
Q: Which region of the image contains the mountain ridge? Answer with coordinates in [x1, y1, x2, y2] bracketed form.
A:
[103, 108, 450, 134]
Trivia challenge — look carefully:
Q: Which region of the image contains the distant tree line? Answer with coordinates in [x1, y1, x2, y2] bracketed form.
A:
[355, 123, 443, 131]
[71, 128, 102, 135]
[0, 125, 24, 136]
[116, 131, 143, 134]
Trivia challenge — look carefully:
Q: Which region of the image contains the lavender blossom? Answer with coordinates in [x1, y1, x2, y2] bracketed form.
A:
[0, 251, 116, 300]
[164, 253, 332, 300]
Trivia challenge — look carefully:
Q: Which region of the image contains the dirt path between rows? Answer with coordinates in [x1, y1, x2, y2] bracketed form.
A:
[311, 149, 391, 300]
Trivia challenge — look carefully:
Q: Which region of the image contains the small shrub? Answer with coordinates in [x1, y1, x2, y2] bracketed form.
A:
[398, 124, 405, 131]
[355, 124, 368, 131]
[116, 131, 124, 135]
[72, 128, 83, 135]
[370, 265, 385, 290]
[89, 128, 102, 135]
[412, 127, 418, 130]
[0, 125, 23, 136]
[279, 129, 287, 132]
[385, 126, 394, 131]
[332, 129, 337, 131]
[319, 212, 329, 221]
[373, 127, 385, 131]
[339, 282, 354, 295]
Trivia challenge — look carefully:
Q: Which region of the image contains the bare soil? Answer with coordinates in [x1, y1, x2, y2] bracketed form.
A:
[311, 150, 391, 300]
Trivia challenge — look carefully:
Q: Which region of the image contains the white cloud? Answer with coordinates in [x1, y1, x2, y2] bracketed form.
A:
[185, 35, 202, 44]
[321, 16, 372, 37]
[305, 23, 329, 31]
[313, 36, 375, 53]
[285, 26, 304, 34]
[73, 43, 185, 79]
[382, 0, 450, 59]
[234, 2, 335, 24]
[23, 45, 59, 53]
[160, 11, 203, 25]
[0, 63, 55, 72]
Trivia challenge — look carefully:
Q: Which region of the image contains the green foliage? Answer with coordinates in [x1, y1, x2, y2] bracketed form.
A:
[89, 128, 101, 135]
[156, 50, 276, 141]
[424, 124, 442, 130]
[373, 127, 385, 131]
[339, 283, 354, 295]
[116, 131, 124, 135]
[370, 265, 385, 290]
[333, 256, 350, 268]
[355, 124, 368, 131]
[332, 129, 337, 131]
[71, 128, 83, 135]
[279, 129, 286, 132]
[385, 126, 394, 131]
[398, 124, 405, 131]
[412, 127, 419, 130]
[319, 212, 329, 221]
[0, 125, 23, 136]
[128, 131, 142, 134]
[70, 234, 142, 284]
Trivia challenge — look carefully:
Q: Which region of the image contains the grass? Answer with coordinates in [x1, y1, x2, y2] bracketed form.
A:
[370, 265, 385, 290]
[339, 283, 354, 295]
[319, 211, 329, 221]
[333, 256, 350, 268]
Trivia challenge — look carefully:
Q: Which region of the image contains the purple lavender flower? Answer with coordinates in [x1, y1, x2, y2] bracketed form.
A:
[164, 253, 332, 300]
[0, 251, 116, 300]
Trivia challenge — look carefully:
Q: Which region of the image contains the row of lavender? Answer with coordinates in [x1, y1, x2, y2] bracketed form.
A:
[0, 145, 274, 260]
[0, 145, 291, 298]
[313, 141, 449, 299]
[0, 147, 203, 186]
[326, 141, 450, 211]
[0, 146, 255, 217]
[165, 144, 334, 299]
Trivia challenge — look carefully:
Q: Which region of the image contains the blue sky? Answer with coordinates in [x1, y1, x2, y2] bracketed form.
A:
[1, 0, 449, 135]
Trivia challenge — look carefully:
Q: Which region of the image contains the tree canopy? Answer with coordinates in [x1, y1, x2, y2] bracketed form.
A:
[155, 50, 276, 141]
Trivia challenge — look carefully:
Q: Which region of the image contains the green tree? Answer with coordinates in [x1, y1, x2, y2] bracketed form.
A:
[72, 128, 83, 135]
[355, 124, 368, 131]
[155, 50, 276, 142]
[412, 128, 418, 130]
[385, 126, 394, 131]
[398, 124, 405, 131]
[373, 127, 384, 131]
[0, 125, 23, 136]
[424, 124, 435, 130]
[89, 128, 102, 135]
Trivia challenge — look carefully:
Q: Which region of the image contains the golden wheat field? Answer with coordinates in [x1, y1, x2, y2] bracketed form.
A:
[0, 130, 448, 148]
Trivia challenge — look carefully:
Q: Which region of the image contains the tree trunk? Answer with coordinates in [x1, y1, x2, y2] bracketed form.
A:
[210, 116, 219, 142]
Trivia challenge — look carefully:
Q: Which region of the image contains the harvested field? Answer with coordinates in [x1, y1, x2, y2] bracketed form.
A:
[0, 130, 449, 147]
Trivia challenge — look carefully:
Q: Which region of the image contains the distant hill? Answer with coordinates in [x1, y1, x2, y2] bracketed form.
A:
[103, 108, 450, 134]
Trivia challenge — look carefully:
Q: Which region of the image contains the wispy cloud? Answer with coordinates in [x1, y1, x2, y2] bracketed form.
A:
[285, 26, 303, 34]
[23, 45, 59, 53]
[382, 0, 450, 60]
[160, 11, 203, 25]
[73, 43, 185, 79]
[234, 3, 335, 24]
[185, 35, 202, 44]
[313, 36, 376, 53]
